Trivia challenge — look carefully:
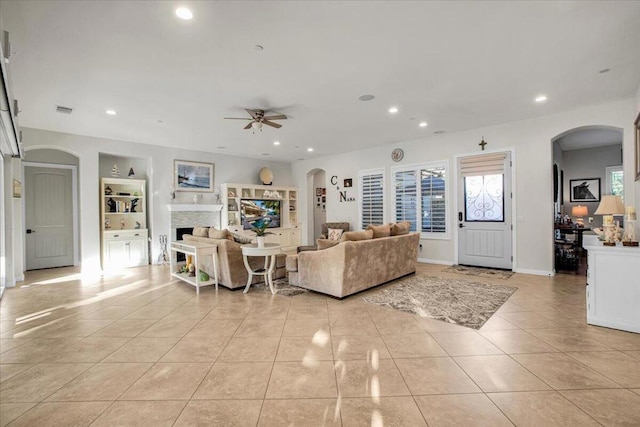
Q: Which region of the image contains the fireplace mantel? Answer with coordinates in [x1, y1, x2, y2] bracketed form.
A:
[166, 204, 223, 212]
[167, 204, 223, 230]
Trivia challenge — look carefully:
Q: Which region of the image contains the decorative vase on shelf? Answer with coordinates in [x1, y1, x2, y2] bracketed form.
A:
[256, 236, 266, 248]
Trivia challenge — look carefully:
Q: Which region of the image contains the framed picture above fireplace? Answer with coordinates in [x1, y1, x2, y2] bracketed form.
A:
[174, 160, 214, 192]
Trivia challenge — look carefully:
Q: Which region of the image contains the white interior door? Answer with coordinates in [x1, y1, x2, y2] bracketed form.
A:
[458, 152, 512, 270]
[25, 166, 74, 270]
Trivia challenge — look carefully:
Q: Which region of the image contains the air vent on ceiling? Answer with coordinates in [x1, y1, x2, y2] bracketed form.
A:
[56, 105, 73, 114]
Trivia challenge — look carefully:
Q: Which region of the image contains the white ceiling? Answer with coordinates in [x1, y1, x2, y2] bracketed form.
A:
[4, 1, 640, 162]
[556, 127, 622, 151]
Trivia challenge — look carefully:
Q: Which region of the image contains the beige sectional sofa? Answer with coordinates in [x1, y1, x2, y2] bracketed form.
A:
[182, 233, 286, 290]
[287, 230, 420, 298]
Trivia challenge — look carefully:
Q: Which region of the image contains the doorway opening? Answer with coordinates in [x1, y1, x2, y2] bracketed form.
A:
[551, 126, 623, 275]
[306, 168, 326, 244]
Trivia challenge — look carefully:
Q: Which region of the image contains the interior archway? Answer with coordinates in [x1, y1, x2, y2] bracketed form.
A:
[550, 125, 623, 274]
[306, 168, 326, 244]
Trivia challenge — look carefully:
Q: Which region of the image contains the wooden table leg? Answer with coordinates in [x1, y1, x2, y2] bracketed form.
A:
[243, 254, 253, 294]
[266, 254, 276, 294]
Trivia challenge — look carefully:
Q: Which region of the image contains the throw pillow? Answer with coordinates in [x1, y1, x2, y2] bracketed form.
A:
[317, 239, 340, 250]
[340, 229, 374, 242]
[229, 231, 253, 244]
[366, 224, 391, 238]
[208, 228, 230, 240]
[327, 228, 344, 241]
[192, 226, 209, 237]
[390, 221, 411, 236]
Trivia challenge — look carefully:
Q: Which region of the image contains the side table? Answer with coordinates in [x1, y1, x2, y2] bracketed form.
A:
[170, 240, 218, 294]
[241, 243, 282, 294]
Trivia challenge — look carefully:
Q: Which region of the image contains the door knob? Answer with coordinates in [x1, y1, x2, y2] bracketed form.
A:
[458, 223, 465, 228]
[26, 229, 35, 234]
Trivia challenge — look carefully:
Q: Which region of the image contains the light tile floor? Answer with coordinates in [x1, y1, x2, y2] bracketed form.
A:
[1, 264, 640, 426]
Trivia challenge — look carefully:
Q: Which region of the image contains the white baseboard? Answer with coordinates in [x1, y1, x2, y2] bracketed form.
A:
[15, 274, 24, 282]
[417, 258, 454, 266]
[514, 268, 555, 277]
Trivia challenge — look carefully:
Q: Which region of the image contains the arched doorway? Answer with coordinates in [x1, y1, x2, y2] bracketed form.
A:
[23, 148, 80, 269]
[306, 168, 326, 243]
[551, 125, 623, 274]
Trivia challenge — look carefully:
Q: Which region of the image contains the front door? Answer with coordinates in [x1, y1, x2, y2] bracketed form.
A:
[458, 152, 512, 269]
[25, 166, 74, 270]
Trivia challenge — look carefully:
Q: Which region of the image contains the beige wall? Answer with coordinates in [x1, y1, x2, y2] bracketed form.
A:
[293, 98, 636, 275]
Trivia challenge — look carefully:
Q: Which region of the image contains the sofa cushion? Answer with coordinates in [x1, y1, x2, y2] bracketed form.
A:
[230, 231, 253, 244]
[366, 224, 391, 238]
[192, 226, 209, 237]
[340, 229, 373, 242]
[327, 228, 344, 241]
[317, 239, 340, 250]
[390, 221, 411, 236]
[209, 228, 231, 240]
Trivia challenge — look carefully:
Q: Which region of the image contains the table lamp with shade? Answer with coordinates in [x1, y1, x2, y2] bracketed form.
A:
[571, 205, 588, 227]
[594, 195, 624, 245]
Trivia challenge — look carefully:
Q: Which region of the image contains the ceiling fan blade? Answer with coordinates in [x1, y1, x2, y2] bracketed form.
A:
[224, 117, 252, 120]
[243, 122, 254, 130]
[263, 115, 287, 121]
[245, 109, 259, 119]
[262, 120, 282, 129]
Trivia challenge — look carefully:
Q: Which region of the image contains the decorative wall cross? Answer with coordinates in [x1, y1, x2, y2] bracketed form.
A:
[479, 137, 488, 151]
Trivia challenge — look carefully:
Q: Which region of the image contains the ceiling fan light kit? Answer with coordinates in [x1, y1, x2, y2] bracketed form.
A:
[224, 108, 287, 132]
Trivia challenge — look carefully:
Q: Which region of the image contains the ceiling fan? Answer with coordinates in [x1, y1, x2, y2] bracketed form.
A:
[224, 109, 287, 132]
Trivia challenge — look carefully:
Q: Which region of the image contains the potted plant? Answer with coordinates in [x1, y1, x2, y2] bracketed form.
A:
[250, 218, 273, 248]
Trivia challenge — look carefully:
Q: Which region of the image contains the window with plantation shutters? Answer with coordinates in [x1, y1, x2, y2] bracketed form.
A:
[358, 169, 385, 229]
[392, 162, 448, 238]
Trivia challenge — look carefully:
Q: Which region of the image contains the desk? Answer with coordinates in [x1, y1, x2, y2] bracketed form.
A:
[555, 225, 590, 248]
[170, 241, 218, 294]
[242, 243, 281, 294]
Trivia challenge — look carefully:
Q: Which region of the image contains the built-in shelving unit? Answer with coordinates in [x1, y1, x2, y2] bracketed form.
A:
[100, 178, 149, 269]
[221, 183, 301, 250]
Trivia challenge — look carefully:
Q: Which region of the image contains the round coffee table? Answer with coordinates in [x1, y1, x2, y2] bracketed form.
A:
[241, 243, 282, 294]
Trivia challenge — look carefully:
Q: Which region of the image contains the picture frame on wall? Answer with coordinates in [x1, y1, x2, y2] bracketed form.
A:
[569, 178, 600, 202]
[344, 178, 353, 188]
[174, 160, 214, 192]
[635, 112, 640, 181]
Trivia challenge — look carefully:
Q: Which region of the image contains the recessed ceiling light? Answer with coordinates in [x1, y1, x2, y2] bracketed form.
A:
[175, 7, 193, 20]
[358, 94, 375, 101]
[598, 68, 610, 74]
[434, 130, 445, 134]
[307, 148, 314, 152]
[157, 120, 164, 124]
[535, 95, 547, 103]
[294, 145, 300, 148]
[105, 109, 117, 115]
[388, 107, 399, 114]
[273, 141, 280, 146]
[261, 153, 269, 156]
[216, 146, 226, 149]
[419, 121, 428, 127]
[297, 158, 305, 161]
[255, 45, 264, 51]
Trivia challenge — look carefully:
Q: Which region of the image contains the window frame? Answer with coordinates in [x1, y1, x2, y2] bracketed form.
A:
[391, 161, 449, 240]
[605, 165, 623, 200]
[358, 168, 386, 230]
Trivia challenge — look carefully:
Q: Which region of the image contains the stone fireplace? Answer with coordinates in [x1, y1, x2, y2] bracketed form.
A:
[167, 204, 223, 260]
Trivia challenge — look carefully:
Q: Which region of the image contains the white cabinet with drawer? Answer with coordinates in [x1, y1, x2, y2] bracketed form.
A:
[103, 230, 148, 268]
[585, 244, 640, 333]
